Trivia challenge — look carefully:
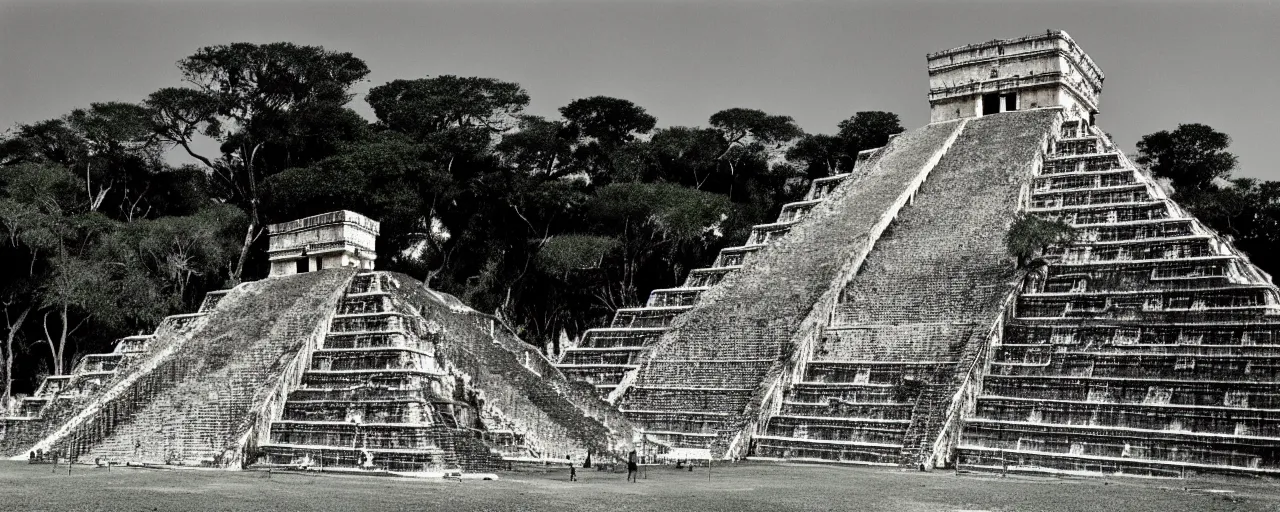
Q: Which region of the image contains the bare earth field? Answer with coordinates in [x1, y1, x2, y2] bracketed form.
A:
[3, 461, 1280, 512]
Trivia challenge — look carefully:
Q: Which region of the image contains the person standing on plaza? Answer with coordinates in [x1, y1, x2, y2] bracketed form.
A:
[626, 450, 638, 483]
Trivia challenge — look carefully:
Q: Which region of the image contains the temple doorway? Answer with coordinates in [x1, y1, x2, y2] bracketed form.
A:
[982, 93, 1001, 115]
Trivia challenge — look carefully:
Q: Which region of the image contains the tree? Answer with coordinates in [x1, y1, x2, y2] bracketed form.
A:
[495, 115, 578, 179]
[1005, 214, 1075, 268]
[644, 127, 725, 189]
[706, 108, 803, 201]
[0, 102, 166, 219]
[560, 96, 657, 147]
[709, 108, 804, 150]
[559, 96, 657, 182]
[110, 204, 246, 310]
[1136, 123, 1238, 191]
[578, 182, 735, 310]
[786, 134, 846, 180]
[39, 244, 114, 375]
[836, 111, 904, 163]
[147, 42, 372, 283]
[536, 235, 620, 277]
[367, 76, 529, 146]
[1, 286, 33, 410]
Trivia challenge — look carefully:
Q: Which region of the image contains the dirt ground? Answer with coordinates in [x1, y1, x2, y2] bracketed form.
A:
[3, 460, 1280, 511]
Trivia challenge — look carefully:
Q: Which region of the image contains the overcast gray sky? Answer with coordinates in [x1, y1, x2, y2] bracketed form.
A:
[1, 0, 1277, 179]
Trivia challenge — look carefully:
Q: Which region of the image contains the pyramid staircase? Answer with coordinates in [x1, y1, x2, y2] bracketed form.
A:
[554, 172, 860, 393]
[2, 290, 231, 424]
[751, 110, 1056, 466]
[615, 118, 974, 452]
[956, 118, 1280, 476]
[259, 272, 503, 472]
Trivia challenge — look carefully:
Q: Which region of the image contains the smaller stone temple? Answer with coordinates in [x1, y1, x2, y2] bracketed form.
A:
[267, 210, 380, 277]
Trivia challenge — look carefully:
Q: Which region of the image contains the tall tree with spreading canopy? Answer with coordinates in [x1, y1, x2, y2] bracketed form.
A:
[1136, 123, 1238, 191]
[496, 115, 578, 179]
[0, 102, 167, 220]
[786, 133, 846, 180]
[558, 96, 657, 182]
[706, 108, 803, 201]
[366, 75, 529, 156]
[836, 111, 904, 163]
[146, 42, 371, 283]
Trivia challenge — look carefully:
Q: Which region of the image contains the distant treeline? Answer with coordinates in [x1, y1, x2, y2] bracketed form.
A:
[0, 42, 905, 404]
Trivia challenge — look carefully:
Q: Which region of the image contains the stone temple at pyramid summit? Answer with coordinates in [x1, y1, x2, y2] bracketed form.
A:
[6, 30, 1280, 478]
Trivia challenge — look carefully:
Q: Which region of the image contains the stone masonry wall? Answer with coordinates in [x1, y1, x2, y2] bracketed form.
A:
[752, 109, 1058, 466]
[0, 315, 209, 457]
[53, 269, 353, 466]
[388, 273, 636, 461]
[617, 119, 968, 449]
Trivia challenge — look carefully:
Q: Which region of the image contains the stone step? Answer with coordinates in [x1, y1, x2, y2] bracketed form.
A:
[746, 221, 797, 246]
[571, 327, 666, 349]
[981, 374, 1280, 409]
[986, 351, 1280, 381]
[955, 445, 1280, 478]
[557, 350, 644, 366]
[556, 366, 634, 390]
[610, 306, 691, 329]
[753, 435, 902, 465]
[337, 294, 391, 315]
[777, 199, 823, 223]
[713, 244, 764, 267]
[646, 287, 708, 308]
[807, 173, 852, 201]
[802, 361, 957, 385]
[1053, 202, 1171, 226]
[960, 420, 1280, 471]
[683, 266, 742, 288]
[198, 289, 233, 313]
[779, 401, 914, 420]
[322, 332, 408, 349]
[973, 397, 1280, 436]
[764, 416, 910, 445]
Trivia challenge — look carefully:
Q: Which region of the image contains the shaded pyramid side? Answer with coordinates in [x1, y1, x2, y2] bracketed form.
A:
[753, 109, 1059, 467]
[615, 118, 969, 452]
[1, 291, 230, 456]
[393, 272, 637, 461]
[4, 269, 354, 465]
[555, 169, 866, 394]
[959, 116, 1280, 477]
[258, 271, 635, 473]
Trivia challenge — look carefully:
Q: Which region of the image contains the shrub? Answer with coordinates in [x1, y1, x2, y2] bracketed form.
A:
[1005, 214, 1074, 267]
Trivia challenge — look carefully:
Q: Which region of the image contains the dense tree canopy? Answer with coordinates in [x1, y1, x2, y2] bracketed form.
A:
[1135, 125, 1280, 278]
[0, 39, 916, 411]
[1136, 123, 1238, 191]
